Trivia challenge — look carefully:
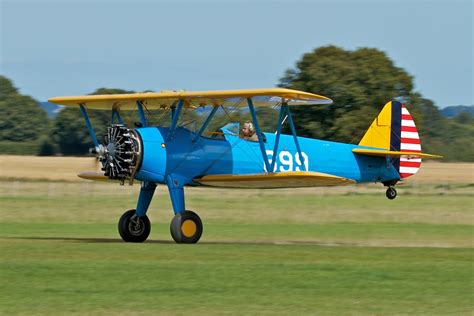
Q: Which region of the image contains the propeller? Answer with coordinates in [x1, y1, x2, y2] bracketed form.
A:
[85, 125, 141, 184]
[97, 125, 142, 184]
[88, 146, 102, 172]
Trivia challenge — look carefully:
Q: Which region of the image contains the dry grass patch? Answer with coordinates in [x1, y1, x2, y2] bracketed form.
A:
[1, 156, 473, 184]
[0, 155, 100, 182]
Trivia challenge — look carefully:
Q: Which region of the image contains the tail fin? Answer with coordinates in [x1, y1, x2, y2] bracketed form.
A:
[359, 101, 421, 179]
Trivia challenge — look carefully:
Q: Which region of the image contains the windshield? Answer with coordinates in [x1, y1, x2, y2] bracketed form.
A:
[220, 122, 240, 136]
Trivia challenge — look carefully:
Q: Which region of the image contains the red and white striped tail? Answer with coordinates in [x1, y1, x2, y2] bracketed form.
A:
[399, 105, 421, 178]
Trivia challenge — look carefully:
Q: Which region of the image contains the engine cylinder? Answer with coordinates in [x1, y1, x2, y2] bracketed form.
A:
[99, 125, 142, 184]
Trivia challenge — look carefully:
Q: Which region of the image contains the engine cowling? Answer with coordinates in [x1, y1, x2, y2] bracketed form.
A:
[97, 124, 142, 184]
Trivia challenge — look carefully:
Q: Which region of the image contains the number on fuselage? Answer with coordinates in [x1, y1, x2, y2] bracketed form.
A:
[264, 150, 309, 172]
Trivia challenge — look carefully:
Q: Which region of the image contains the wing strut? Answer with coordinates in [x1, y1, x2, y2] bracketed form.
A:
[269, 103, 306, 172]
[167, 99, 184, 141]
[136, 101, 148, 127]
[111, 109, 124, 125]
[247, 98, 271, 172]
[193, 105, 219, 142]
[269, 104, 287, 172]
[285, 103, 306, 171]
[246, 98, 307, 173]
[79, 104, 99, 147]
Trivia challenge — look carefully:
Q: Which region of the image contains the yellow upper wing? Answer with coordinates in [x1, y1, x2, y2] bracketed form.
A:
[194, 171, 355, 189]
[48, 88, 332, 110]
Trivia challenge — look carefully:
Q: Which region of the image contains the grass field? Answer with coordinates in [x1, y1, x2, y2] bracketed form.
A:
[0, 156, 473, 314]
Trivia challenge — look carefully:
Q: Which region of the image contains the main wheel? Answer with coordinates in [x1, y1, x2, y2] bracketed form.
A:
[118, 209, 151, 242]
[170, 210, 203, 244]
[386, 187, 397, 200]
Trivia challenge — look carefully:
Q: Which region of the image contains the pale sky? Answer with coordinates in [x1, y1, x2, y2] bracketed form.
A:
[1, 0, 472, 107]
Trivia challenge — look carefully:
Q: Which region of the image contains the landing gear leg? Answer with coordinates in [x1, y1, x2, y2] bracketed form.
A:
[386, 186, 397, 200]
[166, 175, 203, 244]
[118, 181, 156, 242]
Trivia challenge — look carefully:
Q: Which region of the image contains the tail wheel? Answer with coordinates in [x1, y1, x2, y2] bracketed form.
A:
[118, 209, 151, 242]
[170, 210, 203, 244]
[386, 187, 397, 200]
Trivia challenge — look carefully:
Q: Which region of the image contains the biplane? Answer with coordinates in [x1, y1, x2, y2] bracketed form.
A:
[49, 88, 442, 243]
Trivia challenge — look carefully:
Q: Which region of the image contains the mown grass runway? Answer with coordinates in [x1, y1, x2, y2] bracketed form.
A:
[0, 179, 473, 315]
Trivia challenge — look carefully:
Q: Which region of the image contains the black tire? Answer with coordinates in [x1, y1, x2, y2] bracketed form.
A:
[118, 209, 151, 242]
[170, 210, 203, 244]
[386, 187, 397, 200]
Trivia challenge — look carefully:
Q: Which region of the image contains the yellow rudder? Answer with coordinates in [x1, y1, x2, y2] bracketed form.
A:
[358, 101, 392, 149]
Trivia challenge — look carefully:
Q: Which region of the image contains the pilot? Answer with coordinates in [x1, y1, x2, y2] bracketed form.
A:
[241, 121, 259, 142]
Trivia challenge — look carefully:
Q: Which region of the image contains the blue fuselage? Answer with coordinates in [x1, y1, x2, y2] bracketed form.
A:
[136, 127, 399, 185]
[134, 126, 400, 186]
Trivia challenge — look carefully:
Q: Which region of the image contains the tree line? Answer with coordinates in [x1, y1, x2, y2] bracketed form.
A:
[278, 46, 473, 161]
[0, 45, 472, 161]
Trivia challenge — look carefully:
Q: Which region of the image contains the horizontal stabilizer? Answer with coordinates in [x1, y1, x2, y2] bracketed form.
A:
[352, 148, 443, 159]
[194, 171, 355, 189]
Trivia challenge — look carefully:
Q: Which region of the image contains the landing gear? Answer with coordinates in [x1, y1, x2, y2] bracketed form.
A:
[118, 209, 151, 242]
[170, 210, 203, 243]
[386, 187, 397, 200]
[116, 175, 204, 243]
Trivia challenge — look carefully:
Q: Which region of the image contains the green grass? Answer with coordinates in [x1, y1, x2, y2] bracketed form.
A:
[0, 181, 473, 315]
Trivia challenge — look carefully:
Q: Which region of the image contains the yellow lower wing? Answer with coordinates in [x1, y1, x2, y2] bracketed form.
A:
[352, 148, 443, 159]
[78, 171, 111, 182]
[194, 171, 355, 189]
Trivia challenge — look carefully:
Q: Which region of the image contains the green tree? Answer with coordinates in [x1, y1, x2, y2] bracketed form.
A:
[37, 135, 56, 156]
[278, 46, 473, 161]
[279, 46, 415, 142]
[0, 76, 49, 142]
[454, 112, 473, 125]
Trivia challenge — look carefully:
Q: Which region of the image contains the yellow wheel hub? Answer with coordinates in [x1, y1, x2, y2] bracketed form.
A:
[181, 219, 197, 238]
